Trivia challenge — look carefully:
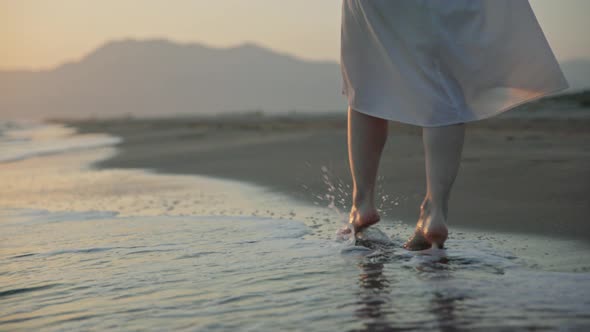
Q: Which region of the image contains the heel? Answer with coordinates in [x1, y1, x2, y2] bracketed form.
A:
[424, 226, 448, 249]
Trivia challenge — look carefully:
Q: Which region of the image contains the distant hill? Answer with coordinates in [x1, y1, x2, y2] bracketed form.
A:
[560, 59, 590, 92]
[0, 39, 345, 119]
[0, 39, 588, 120]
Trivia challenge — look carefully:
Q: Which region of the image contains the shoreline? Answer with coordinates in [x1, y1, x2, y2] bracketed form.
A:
[3, 117, 590, 332]
[61, 114, 590, 241]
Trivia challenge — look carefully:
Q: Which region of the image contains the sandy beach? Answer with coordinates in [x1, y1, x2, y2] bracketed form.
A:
[2, 113, 590, 330]
[4, 1, 590, 329]
[64, 113, 590, 241]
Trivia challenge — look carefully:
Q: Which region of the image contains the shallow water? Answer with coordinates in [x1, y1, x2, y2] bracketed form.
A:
[3, 211, 590, 331]
[1, 122, 590, 331]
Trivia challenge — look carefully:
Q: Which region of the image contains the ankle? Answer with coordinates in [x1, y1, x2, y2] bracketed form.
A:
[352, 190, 375, 210]
[420, 197, 447, 219]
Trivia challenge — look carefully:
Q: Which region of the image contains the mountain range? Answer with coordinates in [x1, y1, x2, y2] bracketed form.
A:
[0, 38, 588, 119]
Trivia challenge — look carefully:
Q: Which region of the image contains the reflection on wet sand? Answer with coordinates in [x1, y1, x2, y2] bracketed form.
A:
[353, 249, 465, 331]
[355, 261, 393, 331]
[429, 291, 462, 332]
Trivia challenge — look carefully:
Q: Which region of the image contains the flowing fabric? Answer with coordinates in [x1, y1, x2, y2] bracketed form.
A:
[340, 0, 569, 126]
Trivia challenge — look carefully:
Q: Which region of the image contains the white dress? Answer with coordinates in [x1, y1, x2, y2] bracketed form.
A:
[340, 0, 569, 127]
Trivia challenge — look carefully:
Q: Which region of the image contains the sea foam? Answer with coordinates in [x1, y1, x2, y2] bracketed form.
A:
[0, 120, 121, 163]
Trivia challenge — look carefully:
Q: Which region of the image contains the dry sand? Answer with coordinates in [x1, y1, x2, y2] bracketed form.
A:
[64, 114, 590, 241]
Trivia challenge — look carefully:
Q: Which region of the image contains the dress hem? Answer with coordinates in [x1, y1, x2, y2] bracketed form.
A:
[345, 84, 570, 127]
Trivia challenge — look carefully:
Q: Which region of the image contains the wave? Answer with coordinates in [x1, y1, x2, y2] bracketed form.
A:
[0, 120, 121, 163]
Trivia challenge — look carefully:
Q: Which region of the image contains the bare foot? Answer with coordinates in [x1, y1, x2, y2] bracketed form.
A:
[422, 217, 448, 249]
[404, 212, 448, 251]
[348, 204, 380, 233]
[403, 228, 432, 251]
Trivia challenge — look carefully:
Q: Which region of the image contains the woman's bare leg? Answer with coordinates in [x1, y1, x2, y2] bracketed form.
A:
[347, 107, 388, 232]
[404, 123, 466, 250]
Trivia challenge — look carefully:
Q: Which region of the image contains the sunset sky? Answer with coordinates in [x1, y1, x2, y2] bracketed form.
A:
[1, 0, 589, 70]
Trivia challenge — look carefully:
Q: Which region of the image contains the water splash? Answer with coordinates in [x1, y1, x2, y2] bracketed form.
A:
[311, 166, 407, 225]
[319, 166, 348, 217]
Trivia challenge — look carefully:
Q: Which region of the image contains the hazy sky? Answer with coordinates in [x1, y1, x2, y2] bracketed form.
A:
[1, 0, 589, 70]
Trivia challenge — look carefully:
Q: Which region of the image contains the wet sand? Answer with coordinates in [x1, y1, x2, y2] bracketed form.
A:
[64, 114, 590, 241]
[2, 120, 590, 330]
